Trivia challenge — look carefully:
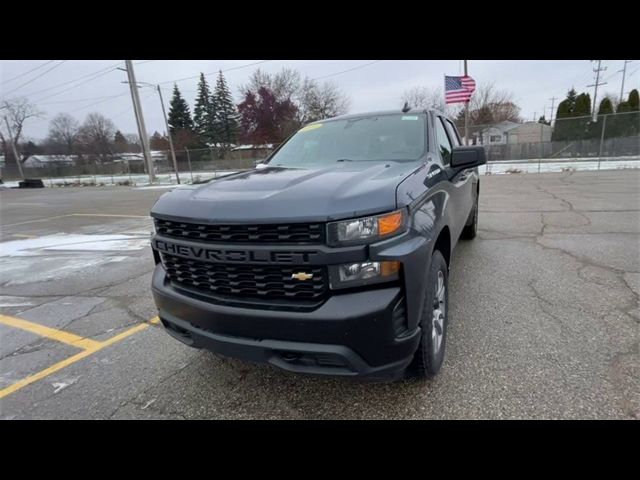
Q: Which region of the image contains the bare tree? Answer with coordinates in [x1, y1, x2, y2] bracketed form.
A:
[0, 97, 44, 165]
[123, 133, 142, 153]
[298, 78, 350, 123]
[241, 68, 351, 125]
[241, 68, 302, 103]
[466, 82, 521, 125]
[47, 113, 79, 155]
[401, 86, 461, 117]
[402, 86, 444, 110]
[77, 112, 116, 162]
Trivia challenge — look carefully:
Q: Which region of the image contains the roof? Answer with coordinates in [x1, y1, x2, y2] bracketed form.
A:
[480, 121, 520, 133]
[231, 144, 274, 151]
[320, 109, 431, 124]
[24, 155, 76, 164]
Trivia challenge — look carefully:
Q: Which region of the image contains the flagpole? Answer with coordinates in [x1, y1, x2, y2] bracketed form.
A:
[464, 60, 469, 145]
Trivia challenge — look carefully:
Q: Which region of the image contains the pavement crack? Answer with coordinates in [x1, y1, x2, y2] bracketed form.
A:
[527, 280, 570, 338]
[535, 181, 592, 229]
[0, 339, 52, 361]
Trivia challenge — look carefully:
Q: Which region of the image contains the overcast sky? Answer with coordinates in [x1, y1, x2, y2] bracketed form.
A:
[1, 59, 638, 141]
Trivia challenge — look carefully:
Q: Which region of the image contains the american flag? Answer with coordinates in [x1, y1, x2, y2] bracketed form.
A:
[445, 75, 476, 104]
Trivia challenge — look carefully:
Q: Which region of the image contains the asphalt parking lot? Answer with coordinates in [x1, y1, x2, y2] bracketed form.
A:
[1, 169, 638, 419]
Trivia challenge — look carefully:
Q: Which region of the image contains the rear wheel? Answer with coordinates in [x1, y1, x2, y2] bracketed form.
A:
[407, 250, 449, 379]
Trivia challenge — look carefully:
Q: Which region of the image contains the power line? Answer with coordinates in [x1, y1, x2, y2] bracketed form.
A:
[586, 60, 607, 120]
[66, 92, 130, 114]
[549, 96, 558, 123]
[32, 67, 123, 103]
[312, 60, 382, 81]
[112, 92, 154, 120]
[619, 60, 633, 103]
[3, 60, 56, 84]
[157, 60, 272, 86]
[25, 62, 124, 100]
[37, 94, 126, 105]
[2, 61, 67, 97]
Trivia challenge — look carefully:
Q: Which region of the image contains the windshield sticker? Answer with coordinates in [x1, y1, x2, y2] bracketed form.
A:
[300, 123, 323, 132]
[402, 116, 419, 121]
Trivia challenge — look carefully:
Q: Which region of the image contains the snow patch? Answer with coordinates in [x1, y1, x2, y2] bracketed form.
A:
[0, 234, 149, 257]
[0, 296, 36, 307]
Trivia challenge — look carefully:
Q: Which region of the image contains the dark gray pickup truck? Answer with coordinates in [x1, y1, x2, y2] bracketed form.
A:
[150, 109, 486, 381]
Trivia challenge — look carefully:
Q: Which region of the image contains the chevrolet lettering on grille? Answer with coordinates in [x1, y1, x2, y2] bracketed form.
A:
[153, 239, 319, 264]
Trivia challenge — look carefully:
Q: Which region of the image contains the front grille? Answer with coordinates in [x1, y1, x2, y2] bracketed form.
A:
[161, 253, 327, 302]
[154, 218, 325, 244]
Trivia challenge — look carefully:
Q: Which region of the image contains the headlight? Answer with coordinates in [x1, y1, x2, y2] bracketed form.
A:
[329, 261, 400, 289]
[327, 209, 407, 246]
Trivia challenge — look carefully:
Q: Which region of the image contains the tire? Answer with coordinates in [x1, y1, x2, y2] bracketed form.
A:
[407, 250, 449, 379]
[460, 196, 478, 240]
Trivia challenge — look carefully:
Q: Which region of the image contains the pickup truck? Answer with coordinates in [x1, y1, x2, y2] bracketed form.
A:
[150, 109, 486, 381]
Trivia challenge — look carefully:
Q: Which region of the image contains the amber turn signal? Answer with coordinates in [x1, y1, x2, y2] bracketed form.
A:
[381, 261, 401, 277]
[378, 210, 404, 236]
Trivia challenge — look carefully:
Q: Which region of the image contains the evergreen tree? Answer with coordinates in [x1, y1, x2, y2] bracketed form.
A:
[113, 130, 128, 153]
[573, 93, 591, 116]
[538, 115, 550, 125]
[213, 70, 240, 147]
[553, 100, 571, 141]
[628, 89, 639, 110]
[597, 97, 614, 115]
[573, 93, 591, 139]
[167, 84, 193, 134]
[552, 88, 578, 141]
[614, 89, 639, 137]
[593, 98, 614, 138]
[193, 73, 218, 145]
[149, 131, 169, 150]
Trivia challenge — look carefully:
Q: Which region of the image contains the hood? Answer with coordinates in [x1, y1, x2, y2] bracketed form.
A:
[151, 162, 420, 223]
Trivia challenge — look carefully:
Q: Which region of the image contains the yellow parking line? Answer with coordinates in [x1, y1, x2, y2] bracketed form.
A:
[0, 314, 101, 350]
[0, 347, 99, 399]
[3, 214, 76, 228]
[70, 214, 149, 219]
[0, 316, 160, 400]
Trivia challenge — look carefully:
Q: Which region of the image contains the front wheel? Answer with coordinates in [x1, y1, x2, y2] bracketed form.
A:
[407, 250, 449, 379]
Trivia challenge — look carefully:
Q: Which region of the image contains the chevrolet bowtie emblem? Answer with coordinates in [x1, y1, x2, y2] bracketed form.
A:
[291, 272, 314, 281]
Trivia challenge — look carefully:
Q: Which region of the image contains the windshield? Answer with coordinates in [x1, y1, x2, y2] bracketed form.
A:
[267, 113, 426, 168]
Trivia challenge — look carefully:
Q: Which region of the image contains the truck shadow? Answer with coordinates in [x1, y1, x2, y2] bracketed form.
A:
[187, 351, 439, 419]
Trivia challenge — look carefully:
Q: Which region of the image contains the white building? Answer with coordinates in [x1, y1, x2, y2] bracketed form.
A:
[477, 121, 552, 145]
[22, 155, 77, 168]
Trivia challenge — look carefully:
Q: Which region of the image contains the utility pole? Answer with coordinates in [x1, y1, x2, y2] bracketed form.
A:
[619, 60, 632, 103]
[3, 116, 25, 180]
[464, 60, 470, 145]
[587, 60, 607, 122]
[124, 60, 155, 183]
[549, 96, 558, 123]
[156, 85, 180, 184]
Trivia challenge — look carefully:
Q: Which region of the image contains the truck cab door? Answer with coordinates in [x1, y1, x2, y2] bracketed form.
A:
[434, 115, 474, 242]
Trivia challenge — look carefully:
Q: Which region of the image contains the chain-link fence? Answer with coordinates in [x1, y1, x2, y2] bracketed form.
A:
[1, 111, 638, 186]
[460, 110, 639, 174]
[0, 145, 274, 187]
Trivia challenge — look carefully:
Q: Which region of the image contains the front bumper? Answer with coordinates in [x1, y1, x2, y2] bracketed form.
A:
[152, 265, 421, 380]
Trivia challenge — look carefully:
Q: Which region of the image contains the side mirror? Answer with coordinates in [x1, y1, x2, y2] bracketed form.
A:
[450, 146, 486, 168]
[255, 163, 268, 170]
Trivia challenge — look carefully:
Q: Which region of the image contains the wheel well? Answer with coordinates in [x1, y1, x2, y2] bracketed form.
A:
[433, 226, 451, 268]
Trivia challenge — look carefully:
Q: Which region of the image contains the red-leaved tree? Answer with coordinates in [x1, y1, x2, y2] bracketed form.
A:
[237, 87, 298, 144]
